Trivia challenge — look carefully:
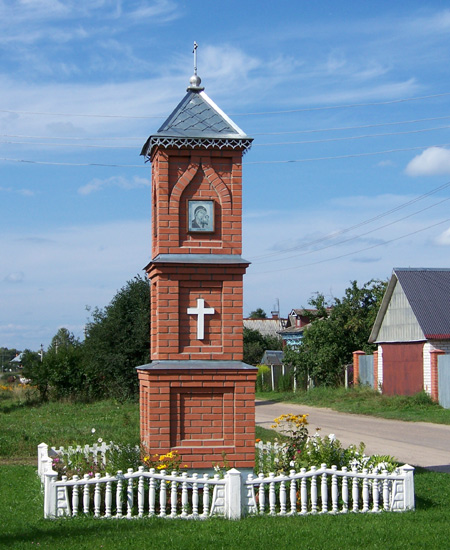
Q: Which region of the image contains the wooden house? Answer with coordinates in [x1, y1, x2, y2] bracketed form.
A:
[368, 268, 450, 397]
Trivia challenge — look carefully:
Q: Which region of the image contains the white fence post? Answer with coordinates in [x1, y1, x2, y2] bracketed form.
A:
[44, 471, 58, 519]
[38, 443, 56, 484]
[400, 464, 415, 510]
[37, 443, 48, 479]
[225, 468, 243, 520]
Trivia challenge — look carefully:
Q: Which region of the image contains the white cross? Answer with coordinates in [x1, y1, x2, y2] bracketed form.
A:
[187, 298, 215, 340]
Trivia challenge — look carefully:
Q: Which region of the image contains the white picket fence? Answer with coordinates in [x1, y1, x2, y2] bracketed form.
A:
[38, 443, 415, 519]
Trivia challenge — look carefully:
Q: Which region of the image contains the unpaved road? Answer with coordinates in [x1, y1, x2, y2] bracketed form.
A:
[255, 400, 450, 472]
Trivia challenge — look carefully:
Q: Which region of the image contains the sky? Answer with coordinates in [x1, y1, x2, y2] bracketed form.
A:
[2, 0, 450, 351]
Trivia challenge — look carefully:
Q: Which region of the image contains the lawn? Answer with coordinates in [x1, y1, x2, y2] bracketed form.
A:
[1, 464, 450, 549]
[2, 386, 450, 549]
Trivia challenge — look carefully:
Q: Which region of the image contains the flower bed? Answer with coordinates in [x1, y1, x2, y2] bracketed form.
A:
[39, 412, 411, 519]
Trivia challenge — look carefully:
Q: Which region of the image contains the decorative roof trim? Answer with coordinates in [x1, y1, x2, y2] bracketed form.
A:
[143, 136, 253, 157]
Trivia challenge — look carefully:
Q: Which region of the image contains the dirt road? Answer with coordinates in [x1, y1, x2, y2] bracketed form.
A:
[255, 400, 450, 472]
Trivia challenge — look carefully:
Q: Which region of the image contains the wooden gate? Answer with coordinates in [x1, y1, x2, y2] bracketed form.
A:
[438, 354, 450, 409]
[381, 342, 424, 396]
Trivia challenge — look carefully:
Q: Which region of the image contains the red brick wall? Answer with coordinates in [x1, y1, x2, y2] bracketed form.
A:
[150, 148, 244, 258]
[430, 348, 445, 402]
[352, 350, 365, 385]
[138, 366, 257, 470]
[148, 263, 246, 362]
[141, 141, 253, 470]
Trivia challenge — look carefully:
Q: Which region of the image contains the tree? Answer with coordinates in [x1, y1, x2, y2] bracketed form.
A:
[283, 279, 387, 387]
[22, 329, 84, 400]
[248, 308, 267, 319]
[22, 349, 49, 399]
[45, 329, 85, 399]
[82, 275, 150, 400]
[243, 327, 282, 365]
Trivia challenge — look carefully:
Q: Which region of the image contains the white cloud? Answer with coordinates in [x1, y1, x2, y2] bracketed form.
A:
[4, 272, 25, 283]
[199, 45, 262, 87]
[126, 0, 180, 22]
[377, 159, 395, 168]
[0, 186, 35, 196]
[406, 147, 450, 176]
[408, 9, 450, 35]
[436, 227, 450, 245]
[78, 175, 150, 195]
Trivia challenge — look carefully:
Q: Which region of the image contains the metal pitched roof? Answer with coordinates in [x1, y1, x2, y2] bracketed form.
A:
[261, 350, 284, 366]
[157, 91, 248, 139]
[394, 268, 450, 338]
[370, 268, 450, 342]
[141, 85, 253, 157]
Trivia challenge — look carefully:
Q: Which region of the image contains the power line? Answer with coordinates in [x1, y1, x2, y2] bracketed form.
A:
[251, 180, 450, 261]
[253, 196, 450, 265]
[3, 123, 450, 151]
[0, 157, 145, 168]
[255, 125, 450, 148]
[0, 109, 165, 120]
[0, 140, 137, 149]
[3, 114, 450, 142]
[244, 142, 450, 165]
[1, 91, 450, 120]
[254, 217, 450, 274]
[2, 141, 450, 167]
[232, 92, 450, 117]
[0, 133, 143, 141]
[252, 115, 450, 136]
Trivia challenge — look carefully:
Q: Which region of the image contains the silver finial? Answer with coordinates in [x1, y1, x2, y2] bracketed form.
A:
[187, 41, 204, 91]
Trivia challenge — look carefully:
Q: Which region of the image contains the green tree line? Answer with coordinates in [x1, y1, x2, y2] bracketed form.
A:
[19, 277, 385, 401]
[22, 275, 150, 401]
[283, 279, 387, 387]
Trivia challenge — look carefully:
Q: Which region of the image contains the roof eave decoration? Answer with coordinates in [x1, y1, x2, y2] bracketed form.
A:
[141, 86, 253, 159]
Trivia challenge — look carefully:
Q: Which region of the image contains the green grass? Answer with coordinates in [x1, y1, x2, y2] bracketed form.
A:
[0, 392, 140, 460]
[2, 389, 450, 548]
[256, 385, 450, 424]
[0, 389, 275, 462]
[1, 464, 449, 549]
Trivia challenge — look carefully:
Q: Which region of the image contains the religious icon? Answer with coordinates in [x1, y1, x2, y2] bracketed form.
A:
[188, 200, 214, 232]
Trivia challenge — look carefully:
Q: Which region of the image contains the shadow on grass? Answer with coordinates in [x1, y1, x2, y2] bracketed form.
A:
[0, 515, 225, 549]
[0, 398, 42, 414]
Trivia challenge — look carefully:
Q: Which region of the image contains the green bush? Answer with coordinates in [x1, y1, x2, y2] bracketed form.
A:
[277, 371, 293, 392]
[256, 365, 271, 392]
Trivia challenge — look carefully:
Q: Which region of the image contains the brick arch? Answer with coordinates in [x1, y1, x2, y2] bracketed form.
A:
[168, 161, 201, 217]
[202, 164, 232, 214]
[168, 161, 231, 211]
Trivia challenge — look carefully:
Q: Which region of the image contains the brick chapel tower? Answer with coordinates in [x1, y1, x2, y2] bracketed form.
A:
[137, 60, 257, 470]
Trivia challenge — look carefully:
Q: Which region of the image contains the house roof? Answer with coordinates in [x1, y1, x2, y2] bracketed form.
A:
[369, 268, 450, 342]
[277, 325, 308, 335]
[141, 75, 253, 157]
[260, 350, 284, 366]
[243, 318, 285, 338]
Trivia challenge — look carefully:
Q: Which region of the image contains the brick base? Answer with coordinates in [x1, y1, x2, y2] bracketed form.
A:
[137, 362, 257, 470]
